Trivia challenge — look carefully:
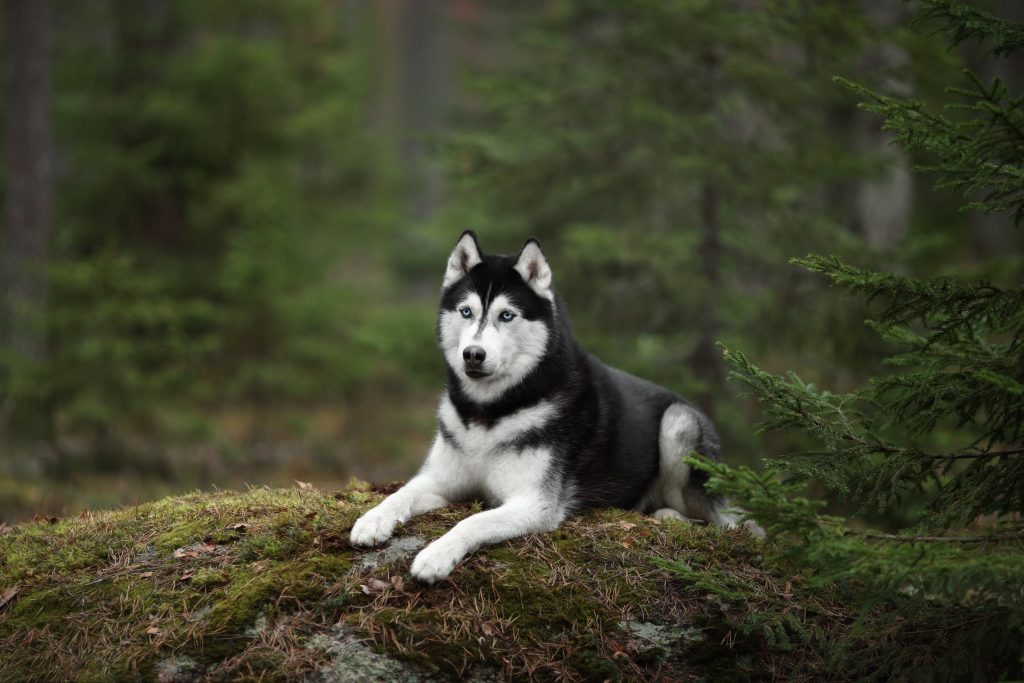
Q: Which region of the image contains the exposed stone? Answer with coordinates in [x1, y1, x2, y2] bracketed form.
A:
[155, 655, 200, 683]
[309, 624, 426, 682]
[356, 535, 425, 572]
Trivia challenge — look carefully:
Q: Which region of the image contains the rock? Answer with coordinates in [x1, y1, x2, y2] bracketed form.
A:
[2, 482, 958, 681]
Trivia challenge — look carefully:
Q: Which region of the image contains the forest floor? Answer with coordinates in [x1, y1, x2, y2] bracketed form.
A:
[0, 391, 437, 523]
[0, 481, 1004, 681]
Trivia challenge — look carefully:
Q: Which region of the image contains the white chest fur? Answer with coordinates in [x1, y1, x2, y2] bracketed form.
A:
[438, 396, 555, 455]
[430, 396, 557, 504]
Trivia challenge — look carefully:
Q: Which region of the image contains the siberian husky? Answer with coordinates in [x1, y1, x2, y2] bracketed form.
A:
[350, 231, 750, 583]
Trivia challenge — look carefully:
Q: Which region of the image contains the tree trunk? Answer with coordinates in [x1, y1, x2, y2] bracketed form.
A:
[852, 0, 912, 249]
[691, 180, 724, 421]
[374, 0, 453, 223]
[2, 0, 54, 362]
[114, 0, 182, 249]
[689, 46, 725, 421]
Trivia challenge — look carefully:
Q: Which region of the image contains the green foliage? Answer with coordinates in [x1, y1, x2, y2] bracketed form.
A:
[914, 0, 1024, 56]
[837, 2, 1024, 225]
[693, 4, 1024, 676]
[443, 0, 942, 455]
[721, 331, 1024, 526]
[0, 0, 975, 483]
[2, 0, 414, 451]
[838, 69, 1024, 225]
[47, 252, 218, 436]
[713, 0, 1024, 533]
[658, 461, 1024, 680]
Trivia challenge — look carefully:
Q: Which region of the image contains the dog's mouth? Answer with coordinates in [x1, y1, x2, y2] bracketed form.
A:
[464, 368, 491, 380]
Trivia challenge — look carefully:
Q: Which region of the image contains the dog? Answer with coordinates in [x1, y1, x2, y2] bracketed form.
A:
[350, 231, 749, 583]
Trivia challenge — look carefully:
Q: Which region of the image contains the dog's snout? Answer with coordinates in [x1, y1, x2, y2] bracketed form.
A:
[463, 346, 487, 366]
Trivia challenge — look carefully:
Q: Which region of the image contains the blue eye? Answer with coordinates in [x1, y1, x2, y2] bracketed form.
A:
[499, 310, 516, 322]
[459, 306, 473, 319]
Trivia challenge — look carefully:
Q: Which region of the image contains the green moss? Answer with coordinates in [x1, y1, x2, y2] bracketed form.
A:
[2, 493, 739, 680]
[0, 484, 992, 681]
[566, 644, 621, 681]
[0, 486, 368, 681]
[190, 567, 228, 588]
[3, 585, 80, 632]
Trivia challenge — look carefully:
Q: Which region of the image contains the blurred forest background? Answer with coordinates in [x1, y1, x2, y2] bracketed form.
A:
[0, 0, 1021, 523]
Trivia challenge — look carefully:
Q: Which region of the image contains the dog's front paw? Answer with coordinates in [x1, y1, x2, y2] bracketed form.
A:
[349, 509, 398, 547]
[410, 537, 465, 584]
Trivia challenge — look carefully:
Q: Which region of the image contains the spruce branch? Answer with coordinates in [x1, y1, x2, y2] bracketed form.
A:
[934, 447, 1024, 461]
[913, 0, 1024, 57]
[836, 65, 1024, 224]
[851, 530, 1024, 544]
[792, 255, 1023, 335]
[722, 340, 1024, 522]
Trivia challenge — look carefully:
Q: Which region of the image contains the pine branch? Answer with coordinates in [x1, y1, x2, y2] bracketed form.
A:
[722, 340, 1024, 522]
[793, 254, 1024, 341]
[851, 530, 1024, 544]
[836, 68, 1024, 224]
[936, 447, 1024, 461]
[913, 0, 1024, 57]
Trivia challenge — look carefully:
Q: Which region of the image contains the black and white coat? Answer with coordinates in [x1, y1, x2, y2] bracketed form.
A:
[350, 232, 744, 583]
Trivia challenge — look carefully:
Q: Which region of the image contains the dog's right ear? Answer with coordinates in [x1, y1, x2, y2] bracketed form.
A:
[443, 230, 483, 288]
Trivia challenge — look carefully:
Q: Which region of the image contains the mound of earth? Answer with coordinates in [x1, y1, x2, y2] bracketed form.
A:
[0, 480, 889, 681]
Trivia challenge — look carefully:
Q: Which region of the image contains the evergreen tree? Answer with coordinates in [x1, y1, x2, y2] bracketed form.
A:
[0, 0, 408, 455]
[699, 2, 1024, 677]
[443, 0, 945, 455]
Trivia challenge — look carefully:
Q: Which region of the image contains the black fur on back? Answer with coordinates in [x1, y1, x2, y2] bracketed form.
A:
[438, 235, 720, 512]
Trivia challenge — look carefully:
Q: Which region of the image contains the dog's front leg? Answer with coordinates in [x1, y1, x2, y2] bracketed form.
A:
[410, 496, 562, 584]
[349, 473, 450, 546]
[350, 438, 457, 547]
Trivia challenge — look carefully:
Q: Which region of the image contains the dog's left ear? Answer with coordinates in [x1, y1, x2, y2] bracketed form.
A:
[514, 238, 553, 299]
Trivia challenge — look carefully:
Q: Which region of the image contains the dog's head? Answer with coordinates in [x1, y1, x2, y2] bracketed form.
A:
[437, 231, 555, 404]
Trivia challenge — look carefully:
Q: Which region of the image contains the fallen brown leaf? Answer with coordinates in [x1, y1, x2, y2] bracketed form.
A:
[360, 578, 392, 594]
[295, 480, 314, 490]
[390, 575, 404, 591]
[617, 521, 637, 531]
[145, 626, 161, 636]
[139, 572, 154, 578]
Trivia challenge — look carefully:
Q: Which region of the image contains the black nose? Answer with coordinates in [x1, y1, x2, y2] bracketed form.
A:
[463, 346, 486, 367]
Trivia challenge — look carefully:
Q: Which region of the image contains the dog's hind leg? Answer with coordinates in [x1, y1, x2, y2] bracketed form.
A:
[646, 403, 753, 531]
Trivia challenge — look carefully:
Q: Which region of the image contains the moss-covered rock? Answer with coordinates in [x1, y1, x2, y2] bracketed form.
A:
[0, 482, 1013, 681]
